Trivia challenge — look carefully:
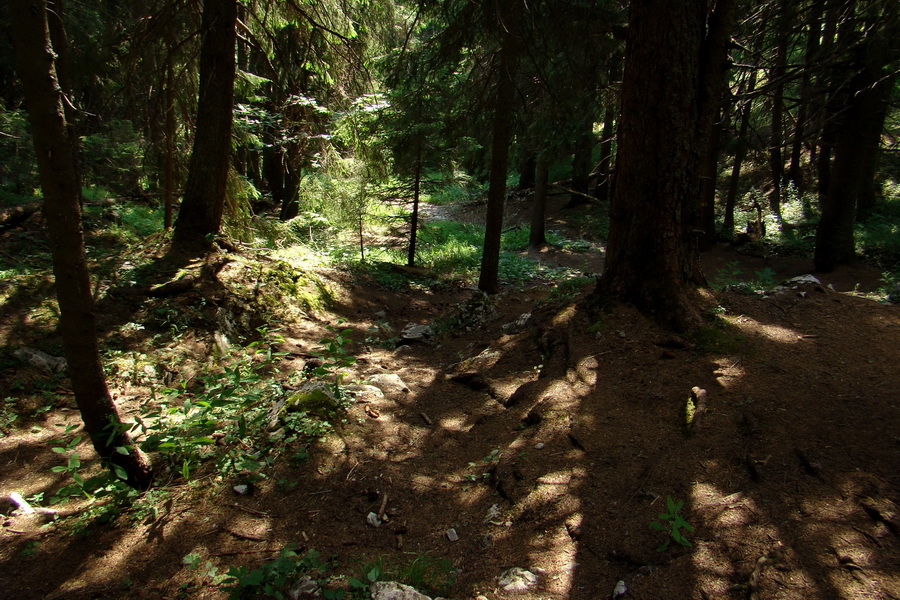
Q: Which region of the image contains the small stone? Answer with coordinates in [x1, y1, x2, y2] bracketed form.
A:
[367, 512, 382, 527]
[498, 567, 538, 593]
[446, 528, 459, 542]
[370, 581, 433, 600]
[612, 580, 627, 598]
[344, 384, 385, 402]
[400, 323, 433, 344]
[232, 484, 251, 496]
[534, 442, 545, 450]
[287, 575, 320, 599]
[368, 374, 410, 395]
[787, 274, 821, 286]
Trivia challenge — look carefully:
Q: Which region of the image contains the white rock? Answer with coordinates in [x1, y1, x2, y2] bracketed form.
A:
[370, 581, 434, 600]
[367, 512, 382, 527]
[344, 384, 385, 401]
[612, 580, 627, 598]
[400, 323, 433, 343]
[498, 567, 538, 592]
[787, 274, 821, 286]
[446, 528, 459, 542]
[368, 374, 410, 395]
[14, 347, 67, 375]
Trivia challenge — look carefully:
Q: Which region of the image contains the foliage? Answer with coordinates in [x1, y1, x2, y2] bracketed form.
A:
[0, 104, 37, 198]
[80, 120, 147, 196]
[649, 496, 694, 552]
[711, 261, 777, 293]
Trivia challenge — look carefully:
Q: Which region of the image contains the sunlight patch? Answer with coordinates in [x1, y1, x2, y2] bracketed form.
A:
[728, 315, 803, 343]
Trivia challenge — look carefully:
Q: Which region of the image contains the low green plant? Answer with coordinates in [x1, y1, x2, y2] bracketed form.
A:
[712, 262, 778, 293]
[650, 496, 694, 552]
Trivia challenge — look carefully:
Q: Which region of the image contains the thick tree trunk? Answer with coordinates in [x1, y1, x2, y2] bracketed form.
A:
[814, 23, 894, 272]
[10, 0, 153, 489]
[696, 0, 736, 248]
[517, 152, 536, 191]
[593, 0, 709, 331]
[173, 0, 237, 250]
[529, 153, 549, 250]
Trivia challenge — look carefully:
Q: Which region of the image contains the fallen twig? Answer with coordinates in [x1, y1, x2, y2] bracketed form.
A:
[228, 503, 271, 518]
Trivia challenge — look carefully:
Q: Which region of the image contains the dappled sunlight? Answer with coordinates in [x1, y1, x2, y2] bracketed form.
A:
[712, 357, 746, 390]
[726, 314, 805, 343]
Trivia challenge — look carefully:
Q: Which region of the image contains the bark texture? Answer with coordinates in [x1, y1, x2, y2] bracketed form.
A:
[173, 0, 237, 249]
[10, 0, 153, 489]
[594, 0, 713, 331]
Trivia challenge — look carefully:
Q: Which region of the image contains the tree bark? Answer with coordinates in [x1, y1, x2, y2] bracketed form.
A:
[10, 0, 153, 489]
[478, 27, 518, 294]
[724, 70, 757, 234]
[529, 153, 549, 250]
[767, 0, 791, 218]
[407, 149, 422, 267]
[592, 0, 712, 331]
[173, 0, 237, 250]
[814, 19, 895, 272]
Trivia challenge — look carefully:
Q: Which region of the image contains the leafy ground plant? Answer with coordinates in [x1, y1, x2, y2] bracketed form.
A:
[650, 496, 694, 552]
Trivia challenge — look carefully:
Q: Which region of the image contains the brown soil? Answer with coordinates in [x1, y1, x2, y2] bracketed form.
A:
[1, 198, 899, 600]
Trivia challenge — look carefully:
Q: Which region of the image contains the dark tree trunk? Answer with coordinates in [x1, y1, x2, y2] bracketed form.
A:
[696, 0, 737, 249]
[517, 152, 536, 191]
[478, 26, 518, 294]
[163, 45, 177, 229]
[855, 85, 890, 219]
[768, 0, 791, 218]
[529, 153, 549, 250]
[788, 5, 820, 192]
[10, 0, 153, 489]
[407, 150, 422, 267]
[173, 0, 237, 250]
[593, 0, 712, 331]
[724, 70, 757, 234]
[814, 24, 894, 272]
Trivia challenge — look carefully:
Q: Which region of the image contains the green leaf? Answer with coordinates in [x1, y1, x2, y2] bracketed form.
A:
[50, 465, 68, 473]
[112, 463, 128, 481]
[115, 446, 130, 455]
[68, 455, 81, 470]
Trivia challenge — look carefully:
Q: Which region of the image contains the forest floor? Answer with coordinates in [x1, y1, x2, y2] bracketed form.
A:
[1, 195, 899, 600]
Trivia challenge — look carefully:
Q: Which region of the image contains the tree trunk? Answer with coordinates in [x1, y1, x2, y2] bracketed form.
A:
[593, 0, 709, 331]
[517, 152, 536, 191]
[696, 0, 737, 249]
[407, 150, 422, 267]
[173, 0, 237, 250]
[163, 45, 177, 229]
[814, 22, 894, 272]
[724, 70, 757, 234]
[478, 33, 517, 294]
[10, 0, 153, 490]
[768, 0, 791, 218]
[788, 5, 820, 192]
[529, 153, 549, 250]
